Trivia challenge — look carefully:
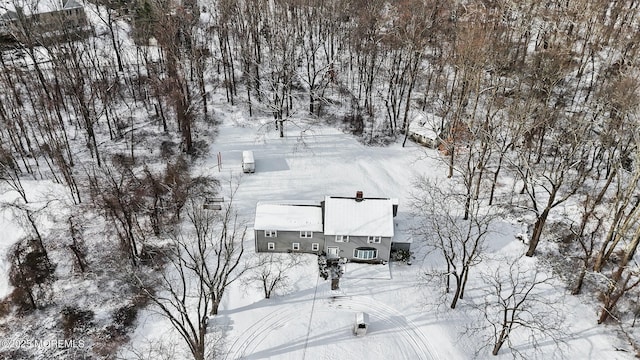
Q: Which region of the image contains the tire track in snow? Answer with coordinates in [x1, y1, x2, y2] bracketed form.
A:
[241, 307, 306, 358]
[226, 282, 439, 360]
[224, 304, 304, 359]
[327, 296, 440, 360]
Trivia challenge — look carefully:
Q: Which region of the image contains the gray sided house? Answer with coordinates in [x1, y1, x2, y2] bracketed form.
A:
[254, 192, 401, 264]
[322, 193, 396, 263]
[254, 202, 324, 254]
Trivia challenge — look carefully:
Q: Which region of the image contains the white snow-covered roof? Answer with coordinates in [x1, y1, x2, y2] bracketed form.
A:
[254, 201, 323, 232]
[323, 196, 394, 237]
[409, 122, 438, 140]
[408, 112, 443, 140]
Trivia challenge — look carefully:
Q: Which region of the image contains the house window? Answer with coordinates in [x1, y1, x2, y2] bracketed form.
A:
[264, 230, 277, 238]
[267, 242, 275, 250]
[292, 243, 300, 251]
[335, 235, 349, 242]
[354, 247, 378, 260]
[368, 236, 382, 243]
[311, 243, 319, 251]
[300, 231, 313, 238]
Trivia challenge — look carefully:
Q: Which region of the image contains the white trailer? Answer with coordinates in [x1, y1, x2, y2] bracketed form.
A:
[242, 150, 255, 173]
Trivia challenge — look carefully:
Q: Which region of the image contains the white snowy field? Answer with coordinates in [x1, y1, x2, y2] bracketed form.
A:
[125, 107, 629, 360]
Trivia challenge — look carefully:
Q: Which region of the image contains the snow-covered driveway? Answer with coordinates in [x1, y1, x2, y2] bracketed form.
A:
[202, 115, 451, 359]
[224, 275, 440, 360]
[199, 114, 441, 219]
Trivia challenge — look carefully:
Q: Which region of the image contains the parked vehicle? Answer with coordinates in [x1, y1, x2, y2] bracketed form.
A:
[242, 150, 255, 173]
[354, 312, 369, 336]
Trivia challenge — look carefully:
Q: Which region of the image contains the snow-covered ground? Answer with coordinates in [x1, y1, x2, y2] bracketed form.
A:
[0, 180, 71, 299]
[0, 191, 23, 298]
[0, 106, 629, 358]
[122, 106, 629, 359]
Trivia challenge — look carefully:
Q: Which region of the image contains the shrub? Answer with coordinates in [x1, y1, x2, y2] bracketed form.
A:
[93, 325, 129, 358]
[61, 306, 94, 339]
[8, 240, 56, 312]
[113, 305, 137, 329]
[0, 298, 11, 318]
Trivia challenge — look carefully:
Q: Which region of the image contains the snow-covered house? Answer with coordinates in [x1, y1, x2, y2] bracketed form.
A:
[322, 193, 396, 263]
[406, 112, 444, 148]
[0, 0, 88, 42]
[253, 201, 324, 254]
[254, 192, 400, 263]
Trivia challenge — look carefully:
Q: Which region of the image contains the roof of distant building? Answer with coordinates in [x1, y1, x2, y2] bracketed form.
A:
[0, 0, 82, 20]
[408, 112, 442, 140]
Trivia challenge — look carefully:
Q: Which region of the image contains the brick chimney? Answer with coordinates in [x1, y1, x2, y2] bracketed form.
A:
[355, 191, 363, 202]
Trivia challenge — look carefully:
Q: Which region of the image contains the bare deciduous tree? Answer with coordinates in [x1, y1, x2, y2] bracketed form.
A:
[512, 114, 592, 257]
[136, 234, 220, 360]
[137, 183, 246, 359]
[472, 256, 565, 358]
[245, 253, 301, 299]
[413, 177, 498, 309]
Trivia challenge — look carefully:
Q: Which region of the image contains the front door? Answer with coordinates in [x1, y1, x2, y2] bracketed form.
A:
[327, 246, 339, 258]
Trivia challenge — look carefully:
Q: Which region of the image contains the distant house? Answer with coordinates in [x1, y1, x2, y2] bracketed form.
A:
[254, 192, 402, 264]
[0, 0, 89, 43]
[406, 113, 444, 148]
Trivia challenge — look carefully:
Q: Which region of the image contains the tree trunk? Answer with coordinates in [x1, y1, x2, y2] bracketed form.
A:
[492, 308, 510, 355]
[445, 260, 451, 293]
[492, 328, 506, 355]
[598, 270, 630, 324]
[527, 208, 551, 257]
[571, 266, 586, 295]
[450, 274, 461, 309]
[263, 279, 270, 299]
[489, 152, 504, 206]
[210, 296, 220, 316]
[459, 266, 470, 300]
[68, 245, 86, 273]
[192, 339, 205, 360]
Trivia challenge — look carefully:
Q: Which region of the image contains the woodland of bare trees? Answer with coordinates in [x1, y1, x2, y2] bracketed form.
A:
[1, 0, 640, 358]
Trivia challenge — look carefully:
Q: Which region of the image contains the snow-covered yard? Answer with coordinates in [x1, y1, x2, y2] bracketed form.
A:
[121, 109, 628, 359]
